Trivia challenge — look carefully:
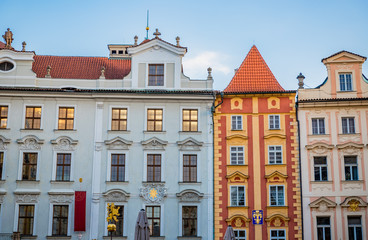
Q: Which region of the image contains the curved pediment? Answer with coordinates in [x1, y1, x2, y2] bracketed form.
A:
[265, 171, 288, 183]
[336, 142, 364, 149]
[177, 137, 203, 151]
[264, 133, 286, 139]
[104, 137, 133, 150]
[226, 214, 251, 228]
[226, 171, 248, 183]
[17, 135, 44, 150]
[226, 134, 248, 140]
[176, 189, 204, 202]
[0, 135, 10, 150]
[309, 197, 337, 212]
[340, 196, 368, 212]
[306, 142, 334, 154]
[103, 189, 130, 202]
[51, 136, 78, 151]
[141, 137, 168, 150]
[265, 214, 290, 227]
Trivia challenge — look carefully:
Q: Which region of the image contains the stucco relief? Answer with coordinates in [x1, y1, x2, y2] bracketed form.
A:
[342, 182, 363, 191]
[176, 189, 204, 202]
[336, 64, 354, 70]
[177, 137, 203, 151]
[340, 196, 368, 212]
[226, 215, 250, 228]
[103, 189, 130, 202]
[0, 136, 10, 150]
[265, 214, 289, 227]
[17, 135, 44, 150]
[104, 137, 132, 150]
[306, 143, 333, 155]
[0, 194, 4, 203]
[141, 137, 168, 150]
[140, 183, 167, 204]
[311, 184, 332, 192]
[51, 136, 78, 151]
[15, 193, 40, 203]
[49, 194, 74, 203]
[309, 197, 336, 212]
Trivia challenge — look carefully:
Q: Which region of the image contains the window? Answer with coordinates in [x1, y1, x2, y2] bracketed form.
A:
[56, 153, 71, 181]
[182, 109, 198, 132]
[230, 186, 245, 206]
[148, 64, 164, 86]
[147, 154, 161, 182]
[314, 157, 328, 181]
[348, 216, 362, 240]
[317, 217, 331, 240]
[183, 155, 197, 182]
[230, 146, 244, 165]
[0, 62, 14, 71]
[147, 109, 163, 131]
[146, 206, 160, 236]
[312, 118, 325, 135]
[0, 152, 3, 179]
[58, 107, 74, 130]
[231, 116, 242, 130]
[270, 186, 284, 206]
[234, 230, 246, 240]
[111, 154, 125, 182]
[112, 206, 124, 236]
[22, 153, 37, 180]
[182, 206, 197, 236]
[0, 106, 8, 128]
[269, 115, 280, 129]
[25, 106, 41, 129]
[268, 146, 282, 164]
[111, 108, 127, 131]
[52, 205, 68, 236]
[339, 73, 352, 91]
[345, 156, 358, 181]
[342, 117, 355, 134]
[270, 229, 286, 240]
[18, 205, 35, 236]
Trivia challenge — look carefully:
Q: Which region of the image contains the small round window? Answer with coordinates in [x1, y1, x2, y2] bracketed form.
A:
[0, 62, 14, 71]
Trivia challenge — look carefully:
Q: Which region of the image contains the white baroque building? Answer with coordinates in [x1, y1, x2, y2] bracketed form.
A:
[0, 29, 214, 240]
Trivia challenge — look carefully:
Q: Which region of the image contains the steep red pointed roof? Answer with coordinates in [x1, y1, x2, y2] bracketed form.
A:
[224, 45, 284, 93]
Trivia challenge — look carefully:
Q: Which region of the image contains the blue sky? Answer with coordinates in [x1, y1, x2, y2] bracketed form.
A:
[1, 0, 367, 90]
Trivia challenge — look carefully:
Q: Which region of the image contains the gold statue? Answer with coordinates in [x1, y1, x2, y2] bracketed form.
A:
[106, 203, 120, 223]
[2, 28, 13, 49]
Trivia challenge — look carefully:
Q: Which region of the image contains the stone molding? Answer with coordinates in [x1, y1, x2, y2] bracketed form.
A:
[104, 137, 132, 150]
[14, 192, 40, 203]
[309, 196, 337, 212]
[48, 192, 74, 203]
[0, 135, 10, 150]
[17, 135, 44, 150]
[51, 136, 78, 151]
[176, 189, 204, 203]
[141, 137, 168, 150]
[103, 189, 130, 202]
[176, 137, 203, 151]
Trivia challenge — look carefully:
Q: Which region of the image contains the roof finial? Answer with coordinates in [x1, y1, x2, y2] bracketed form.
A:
[134, 35, 138, 46]
[100, 66, 105, 79]
[45, 65, 52, 78]
[153, 28, 161, 38]
[176, 36, 180, 46]
[145, 10, 149, 39]
[297, 72, 305, 89]
[2, 28, 14, 49]
[207, 67, 213, 80]
[22, 41, 26, 51]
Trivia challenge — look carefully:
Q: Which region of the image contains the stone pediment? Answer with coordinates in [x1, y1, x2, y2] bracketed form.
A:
[177, 137, 203, 151]
[226, 215, 251, 228]
[103, 189, 130, 202]
[226, 134, 248, 140]
[17, 135, 44, 150]
[265, 214, 290, 227]
[51, 136, 78, 151]
[128, 37, 187, 56]
[0, 135, 10, 150]
[104, 137, 133, 150]
[309, 197, 337, 212]
[306, 142, 334, 154]
[340, 196, 368, 212]
[176, 189, 204, 202]
[141, 137, 168, 150]
[264, 134, 286, 139]
[322, 51, 366, 64]
[265, 171, 288, 183]
[226, 171, 248, 183]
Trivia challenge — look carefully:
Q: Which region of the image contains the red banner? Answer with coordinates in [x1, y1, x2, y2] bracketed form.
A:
[74, 191, 86, 231]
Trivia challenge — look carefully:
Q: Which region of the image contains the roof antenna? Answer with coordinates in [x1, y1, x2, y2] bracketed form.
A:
[145, 10, 149, 39]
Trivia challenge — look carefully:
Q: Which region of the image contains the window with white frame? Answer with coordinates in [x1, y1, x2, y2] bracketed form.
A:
[269, 186, 284, 206]
[230, 186, 245, 206]
[268, 146, 282, 164]
[147, 109, 163, 132]
[22, 153, 37, 180]
[25, 106, 41, 129]
[182, 206, 197, 236]
[112, 205, 124, 237]
[52, 205, 68, 236]
[111, 154, 126, 182]
[231, 116, 242, 130]
[312, 118, 325, 135]
[146, 206, 161, 236]
[270, 229, 286, 240]
[0, 105, 8, 129]
[234, 230, 246, 240]
[58, 107, 74, 130]
[314, 156, 328, 181]
[56, 153, 71, 181]
[147, 154, 161, 182]
[0, 152, 3, 180]
[339, 73, 352, 91]
[342, 117, 355, 134]
[317, 217, 331, 240]
[230, 146, 244, 165]
[148, 64, 164, 86]
[18, 205, 35, 236]
[348, 216, 362, 240]
[183, 154, 197, 182]
[344, 156, 358, 181]
[111, 108, 127, 131]
[269, 115, 280, 129]
[182, 109, 198, 132]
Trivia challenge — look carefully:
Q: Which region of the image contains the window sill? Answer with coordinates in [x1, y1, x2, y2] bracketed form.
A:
[308, 134, 330, 137]
[179, 131, 202, 134]
[54, 129, 76, 132]
[310, 181, 333, 184]
[16, 180, 40, 183]
[106, 181, 129, 184]
[178, 182, 201, 185]
[103, 236, 127, 240]
[108, 130, 130, 133]
[227, 164, 248, 167]
[0, 128, 10, 130]
[46, 236, 71, 239]
[144, 131, 166, 134]
[227, 205, 248, 208]
[337, 90, 356, 93]
[150, 237, 165, 240]
[142, 181, 165, 184]
[0, 180, 5, 184]
[338, 133, 360, 136]
[20, 129, 43, 132]
[20, 236, 37, 239]
[341, 180, 363, 183]
[177, 237, 202, 240]
[267, 205, 288, 209]
[265, 164, 286, 166]
[50, 180, 74, 183]
[268, 128, 281, 130]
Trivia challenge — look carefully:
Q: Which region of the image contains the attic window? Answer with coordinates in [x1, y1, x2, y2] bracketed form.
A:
[148, 64, 164, 86]
[339, 73, 352, 91]
[112, 50, 117, 54]
[0, 62, 14, 71]
[118, 50, 124, 54]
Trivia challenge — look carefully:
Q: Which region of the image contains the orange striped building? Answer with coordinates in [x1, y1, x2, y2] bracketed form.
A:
[213, 46, 302, 240]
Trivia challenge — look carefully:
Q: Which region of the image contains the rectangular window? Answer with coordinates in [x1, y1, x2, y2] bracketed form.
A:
[182, 206, 197, 237]
[58, 107, 74, 130]
[317, 217, 331, 240]
[183, 155, 197, 182]
[0, 106, 8, 128]
[348, 216, 362, 240]
[25, 106, 41, 129]
[234, 230, 246, 240]
[111, 108, 127, 131]
[56, 153, 71, 181]
[268, 146, 282, 164]
[182, 109, 198, 132]
[111, 154, 125, 182]
[22, 153, 37, 180]
[147, 154, 161, 182]
[345, 156, 358, 181]
[18, 205, 35, 236]
[231, 116, 242, 130]
[0, 152, 3, 179]
[52, 205, 68, 236]
[148, 64, 164, 86]
[270, 186, 284, 206]
[146, 206, 160, 236]
[230, 146, 244, 165]
[269, 115, 280, 129]
[270, 229, 286, 240]
[147, 109, 163, 132]
[112, 206, 124, 236]
[340, 73, 352, 91]
[230, 186, 245, 206]
[314, 157, 328, 181]
[312, 118, 325, 135]
[342, 117, 355, 134]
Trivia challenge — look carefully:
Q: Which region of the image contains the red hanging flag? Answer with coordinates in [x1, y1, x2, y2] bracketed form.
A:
[74, 191, 86, 231]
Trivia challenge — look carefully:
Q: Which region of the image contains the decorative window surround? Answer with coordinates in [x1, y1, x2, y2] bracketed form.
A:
[17, 135, 44, 150]
[104, 137, 132, 150]
[13, 192, 40, 235]
[340, 196, 368, 212]
[178, 203, 201, 238]
[50, 136, 78, 151]
[176, 189, 204, 203]
[103, 189, 129, 237]
[177, 137, 203, 151]
[141, 137, 168, 151]
[106, 151, 129, 182]
[47, 192, 73, 237]
[179, 151, 201, 183]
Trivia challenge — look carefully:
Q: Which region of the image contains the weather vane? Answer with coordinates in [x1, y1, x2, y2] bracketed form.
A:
[146, 10, 149, 39]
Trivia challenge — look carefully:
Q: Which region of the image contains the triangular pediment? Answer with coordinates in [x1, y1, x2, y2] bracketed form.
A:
[265, 171, 288, 183]
[105, 137, 132, 150]
[306, 142, 334, 154]
[177, 137, 203, 151]
[226, 171, 249, 183]
[128, 37, 187, 56]
[51, 136, 78, 151]
[141, 137, 168, 150]
[322, 51, 366, 64]
[309, 197, 337, 209]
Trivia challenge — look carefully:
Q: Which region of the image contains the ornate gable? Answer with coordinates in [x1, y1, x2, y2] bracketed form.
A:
[17, 135, 44, 150]
[141, 137, 168, 150]
[103, 189, 130, 202]
[309, 197, 337, 212]
[51, 136, 78, 151]
[340, 196, 368, 212]
[104, 137, 133, 150]
[176, 137, 203, 151]
[226, 171, 249, 183]
[265, 171, 288, 183]
[176, 189, 204, 202]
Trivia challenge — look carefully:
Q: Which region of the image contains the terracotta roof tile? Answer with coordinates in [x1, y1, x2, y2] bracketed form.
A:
[32, 55, 131, 79]
[224, 45, 284, 93]
[0, 41, 5, 48]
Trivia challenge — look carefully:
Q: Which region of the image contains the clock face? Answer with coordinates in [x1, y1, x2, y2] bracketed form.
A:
[148, 188, 158, 201]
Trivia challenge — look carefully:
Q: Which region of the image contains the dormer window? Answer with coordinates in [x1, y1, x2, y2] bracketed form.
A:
[339, 73, 352, 91]
[0, 61, 14, 71]
[118, 50, 124, 54]
[111, 50, 117, 54]
[148, 64, 164, 86]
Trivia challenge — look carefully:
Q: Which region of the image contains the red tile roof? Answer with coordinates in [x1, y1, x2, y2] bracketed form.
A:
[224, 45, 284, 93]
[32, 55, 131, 79]
[0, 41, 5, 48]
